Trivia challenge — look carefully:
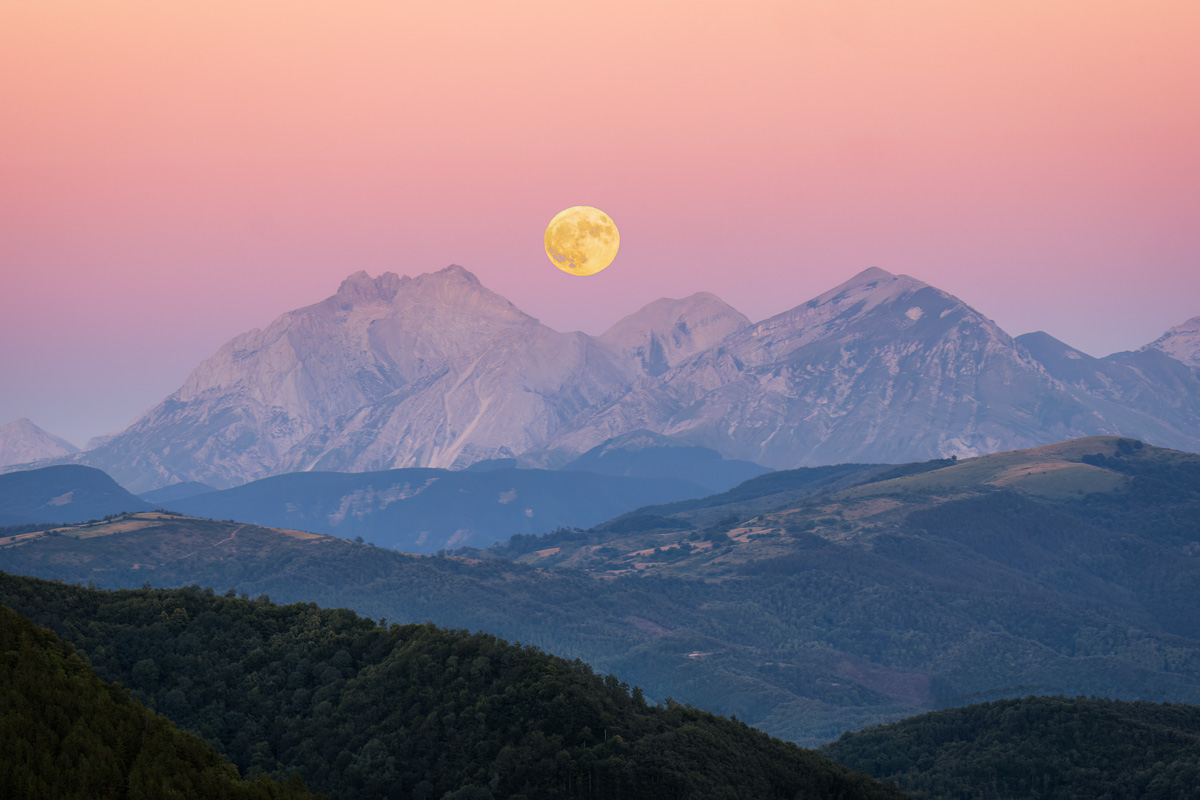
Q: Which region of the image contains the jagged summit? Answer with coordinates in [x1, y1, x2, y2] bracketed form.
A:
[330, 265, 495, 311]
[334, 270, 401, 302]
[82, 266, 625, 490]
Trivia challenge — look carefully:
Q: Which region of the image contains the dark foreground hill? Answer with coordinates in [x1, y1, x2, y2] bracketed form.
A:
[0, 602, 316, 800]
[4, 437, 1200, 746]
[821, 696, 1200, 800]
[0, 573, 905, 800]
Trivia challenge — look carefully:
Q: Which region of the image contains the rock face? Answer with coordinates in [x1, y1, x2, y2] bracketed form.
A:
[0, 419, 78, 468]
[599, 292, 749, 377]
[85, 267, 631, 491]
[1017, 331, 1200, 448]
[551, 268, 1200, 467]
[75, 265, 1200, 491]
[1144, 316, 1200, 368]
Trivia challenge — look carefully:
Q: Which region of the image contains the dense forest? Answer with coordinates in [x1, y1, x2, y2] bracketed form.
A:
[0, 602, 317, 800]
[0, 573, 904, 800]
[821, 696, 1200, 799]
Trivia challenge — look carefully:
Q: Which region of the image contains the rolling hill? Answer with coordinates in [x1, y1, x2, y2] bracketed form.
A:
[3, 436, 1200, 747]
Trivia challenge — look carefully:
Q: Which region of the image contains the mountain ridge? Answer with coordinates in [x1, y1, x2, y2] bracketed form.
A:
[13, 265, 1198, 491]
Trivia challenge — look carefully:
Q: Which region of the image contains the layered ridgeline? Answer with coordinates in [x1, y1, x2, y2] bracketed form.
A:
[821, 696, 1200, 800]
[0, 603, 316, 799]
[27, 265, 1198, 491]
[0, 574, 903, 800]
[166, 464, 711, 552]
[4, 437, 1200, 746]
[0, 455, 740, 553]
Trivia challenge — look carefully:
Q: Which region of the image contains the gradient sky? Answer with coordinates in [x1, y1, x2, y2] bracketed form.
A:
[3, 0, 1198, 447]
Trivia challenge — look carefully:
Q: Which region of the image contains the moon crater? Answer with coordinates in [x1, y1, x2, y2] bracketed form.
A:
[545, 206, 620, 276]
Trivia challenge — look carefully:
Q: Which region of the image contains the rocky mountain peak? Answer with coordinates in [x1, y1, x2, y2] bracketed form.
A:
[732, 266, 984, 361]
[333, 270, 404, 306]
[72, 265, 1200, 491]
[1143, 315, 1200, 368]
[600, 291, 749, 376]
[0, 419, 79, 469]
[323, 266, 529, 326]
[807, 266, 930, 313]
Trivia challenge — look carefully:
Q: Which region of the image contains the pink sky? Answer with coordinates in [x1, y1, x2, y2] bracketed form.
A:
[2, 0, 1198, 447]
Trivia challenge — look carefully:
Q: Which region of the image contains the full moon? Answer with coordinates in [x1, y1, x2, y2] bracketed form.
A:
[544, 206, 620, 276]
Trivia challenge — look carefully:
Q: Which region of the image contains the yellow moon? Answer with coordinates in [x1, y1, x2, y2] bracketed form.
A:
[544, 206, 620, 276]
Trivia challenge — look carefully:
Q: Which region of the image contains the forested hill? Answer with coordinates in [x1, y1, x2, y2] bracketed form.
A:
[0, 573, 905, 800]
[821, 696, 1200, 799]
[0, 602, 317, 800]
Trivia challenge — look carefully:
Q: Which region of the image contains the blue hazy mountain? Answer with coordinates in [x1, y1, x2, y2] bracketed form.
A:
[139, 480, 217, 505]
[560, 429, 770, 493]
[0, 464, 149, 526]
[168, 466, 709, 552]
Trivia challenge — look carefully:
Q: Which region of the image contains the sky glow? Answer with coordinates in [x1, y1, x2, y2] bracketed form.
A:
[2, 1, 1198, 445]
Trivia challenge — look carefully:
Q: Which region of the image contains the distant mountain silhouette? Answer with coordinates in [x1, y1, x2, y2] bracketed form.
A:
[168, 464, 709, 552]
[139, 480, 217, 505]
[560, 430, 770, 493]
[0, 464, 149, 526]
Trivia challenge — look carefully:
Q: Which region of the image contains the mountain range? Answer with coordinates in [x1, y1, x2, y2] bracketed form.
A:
[5, 266, 1198, 491]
